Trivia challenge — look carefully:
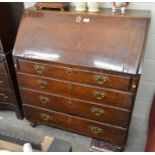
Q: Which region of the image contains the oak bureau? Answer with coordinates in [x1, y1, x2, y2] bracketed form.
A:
[13, 7, 150, 149]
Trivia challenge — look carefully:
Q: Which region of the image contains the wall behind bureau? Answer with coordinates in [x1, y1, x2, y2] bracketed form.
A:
[24, 2, 155, 121]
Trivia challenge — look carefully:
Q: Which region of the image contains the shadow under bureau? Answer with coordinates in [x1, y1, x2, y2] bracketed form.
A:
[13, 8, 150, 149]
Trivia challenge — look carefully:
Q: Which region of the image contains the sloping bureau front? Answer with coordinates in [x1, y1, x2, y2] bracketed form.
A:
[13, 8, 150, 150]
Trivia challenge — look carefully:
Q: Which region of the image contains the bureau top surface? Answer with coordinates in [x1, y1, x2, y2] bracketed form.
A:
[13, 8, 150, 75]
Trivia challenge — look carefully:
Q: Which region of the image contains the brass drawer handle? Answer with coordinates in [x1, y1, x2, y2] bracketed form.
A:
[91, 107, 105, 116]
[89, 126, 102, 134]
[34, 64, 46, 74]
[94, 75, 108, 84]
[41, 113, 52, 121]
[38, 80, 48, 88]
[0, 93, 8, 102]
[67, 69, 73, 76]
[76, 16, 82, 23]
[93, 91, 106, 100]
[67, 84, 73, 90]
[39, 96, 49, 104]
[0, 80, 4, 84]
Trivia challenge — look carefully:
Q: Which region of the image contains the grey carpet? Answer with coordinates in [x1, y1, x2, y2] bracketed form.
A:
[0, 111, 148, 152]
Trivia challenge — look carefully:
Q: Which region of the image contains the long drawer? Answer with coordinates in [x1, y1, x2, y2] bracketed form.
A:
[0, 102, 16, 109]
[24, 104, 127, 146]
[0, 89, 15, 104]
[21, 89, 130, 127]
[18, 59, 131, 90]
[18, 73, 133, 110]
[0, 74, 11, 88]
[0, 61, 6, 74]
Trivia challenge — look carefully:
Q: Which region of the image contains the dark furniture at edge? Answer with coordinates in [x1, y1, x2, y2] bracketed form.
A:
[0, 3, 24, 119]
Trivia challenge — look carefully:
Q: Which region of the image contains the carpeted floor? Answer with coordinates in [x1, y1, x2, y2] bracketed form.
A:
[0, 111, 148, 152]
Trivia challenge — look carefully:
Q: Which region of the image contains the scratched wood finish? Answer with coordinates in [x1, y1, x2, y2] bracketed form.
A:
[18, 73, 133, 110]
[13, 8, 150, 149]
[24, 104, 127, 146]
[18, 59, 131, 91]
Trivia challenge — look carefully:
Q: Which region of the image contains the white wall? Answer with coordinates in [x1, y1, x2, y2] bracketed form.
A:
[24, 2, 35, 8]
[24, 2, 155, 120]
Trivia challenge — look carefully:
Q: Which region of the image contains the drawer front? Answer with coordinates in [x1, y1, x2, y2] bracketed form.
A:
[21, 89, 130, 128]
[24, 105, 127, 146]
[18, 60, 131, 90]
[0, 102, 16, 109]
[0, 90, 15, 104]
[18, 73, 133, 109]
[0, 75, 11, 88]
[0, 62, 6, 74]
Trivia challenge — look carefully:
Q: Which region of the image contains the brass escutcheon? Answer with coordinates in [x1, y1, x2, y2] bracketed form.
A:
[0, 93, 8, 102]
[89, 126, 102, 134]
[41, 113, 52, 121]
[67, 84, 73, 90]
[91, 107, 105, 116]
[39, 96, 49, 104]
[38, 80, 48, 88]
[76, 16, 82, 23]
[94, 74, 108, 84]
[93, 91, 106, 100]
[67, 69, 73, 76]
[34, 64, 46, 74]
